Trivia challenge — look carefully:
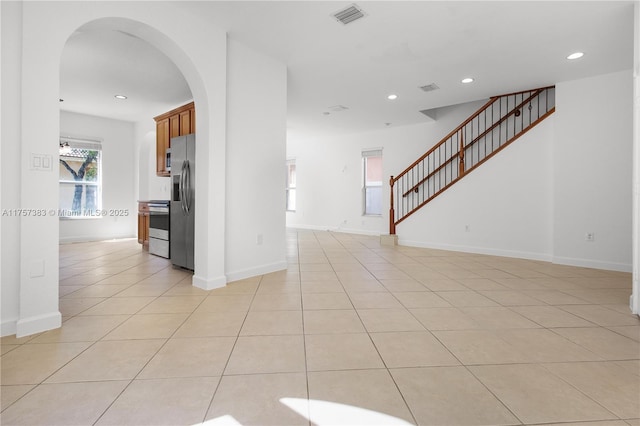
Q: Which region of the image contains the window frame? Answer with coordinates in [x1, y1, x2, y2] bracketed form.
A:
[286, 158, 296, 212]
[362, 149, 383, 216]
[58, 137, 103, 219]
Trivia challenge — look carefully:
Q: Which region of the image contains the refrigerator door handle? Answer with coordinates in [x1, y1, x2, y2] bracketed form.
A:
[180, 160, 187, 215]
[185, 160, 192, 214]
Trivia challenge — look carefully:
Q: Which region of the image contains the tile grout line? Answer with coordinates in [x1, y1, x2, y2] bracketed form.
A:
[323, 230, 420, 426]
[297, 231, 313, 426]
[90, 265, 206, 425]
[198, 274, 262, 425]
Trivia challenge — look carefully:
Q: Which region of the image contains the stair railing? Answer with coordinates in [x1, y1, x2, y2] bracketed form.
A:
[389, 86, 555, 234]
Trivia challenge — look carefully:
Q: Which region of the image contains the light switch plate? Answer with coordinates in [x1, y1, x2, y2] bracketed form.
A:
[30, 153, 53, 171]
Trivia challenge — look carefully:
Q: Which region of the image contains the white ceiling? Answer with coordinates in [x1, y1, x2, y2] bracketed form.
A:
[59, 1, 635, 138]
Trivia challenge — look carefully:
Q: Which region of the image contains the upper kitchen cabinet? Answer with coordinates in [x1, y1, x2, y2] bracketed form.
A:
[154, 101, 195, 176]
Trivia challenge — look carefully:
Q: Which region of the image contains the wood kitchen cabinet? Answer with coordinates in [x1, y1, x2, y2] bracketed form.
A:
[155, 118, 169, 176]
[138, 201, 150, 250]
[154, 101, 195, 176]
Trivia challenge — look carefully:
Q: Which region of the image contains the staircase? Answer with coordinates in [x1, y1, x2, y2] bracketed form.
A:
[389, 86, 555, 234]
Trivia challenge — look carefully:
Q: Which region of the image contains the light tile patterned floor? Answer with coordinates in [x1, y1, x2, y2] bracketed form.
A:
[1, 229, 639, 425]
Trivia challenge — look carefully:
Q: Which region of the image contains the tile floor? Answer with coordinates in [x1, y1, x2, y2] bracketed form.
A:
[1, 229, 639, 425]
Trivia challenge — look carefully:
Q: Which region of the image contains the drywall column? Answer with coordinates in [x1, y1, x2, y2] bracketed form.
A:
[1, 1, 23, 336]
[16, 2, 65, 336]
[224, 39, 287, 280]
[632, 1, 639, 315]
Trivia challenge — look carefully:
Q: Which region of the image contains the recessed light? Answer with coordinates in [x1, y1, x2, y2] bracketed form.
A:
[566, 52, 584, 60]
[461, 78, 474, 84]
[387, 94, 398, 100]
[114, 94, 128, 100]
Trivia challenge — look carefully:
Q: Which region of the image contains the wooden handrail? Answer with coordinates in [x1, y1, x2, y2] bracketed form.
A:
[402, 151, 458, 198]
[393, 106, 555, 228]
[399, 88, 546, 197]
[391, 85, 554, 186]
[389, 86, 555, 234]
[392, 98, 497, 183]
[395, 176, 464, 227]
[489, 85, 554, 99]
[464, 89, 544, 150]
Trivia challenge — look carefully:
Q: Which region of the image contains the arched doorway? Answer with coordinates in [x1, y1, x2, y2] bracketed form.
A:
[59, 19, 193, 242]
[10, 3, 228, 337]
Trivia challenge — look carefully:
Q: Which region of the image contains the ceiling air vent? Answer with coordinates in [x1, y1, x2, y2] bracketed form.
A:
[419, 83, 440, 93]
[332, 4, 366, 25]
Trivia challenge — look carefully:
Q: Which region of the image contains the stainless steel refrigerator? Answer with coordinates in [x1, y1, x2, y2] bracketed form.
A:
[170, 134, 195, 270]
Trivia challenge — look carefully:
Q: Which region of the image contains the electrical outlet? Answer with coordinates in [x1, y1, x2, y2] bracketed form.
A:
[465, 225, 470, 232]
[256, 234, 263, 245]
[585, 232, 595, 242]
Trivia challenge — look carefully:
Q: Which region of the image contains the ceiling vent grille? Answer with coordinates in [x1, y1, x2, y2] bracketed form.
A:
[332, 4, 366, 25]
[419, 83, 440, 93]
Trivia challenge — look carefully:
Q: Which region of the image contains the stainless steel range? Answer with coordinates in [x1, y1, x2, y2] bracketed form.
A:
[148, 200, 170, 258]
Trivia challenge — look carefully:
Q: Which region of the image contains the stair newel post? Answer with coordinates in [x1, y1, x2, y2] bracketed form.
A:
[389, 176, 396, 235]
[458, 128, 465, 177]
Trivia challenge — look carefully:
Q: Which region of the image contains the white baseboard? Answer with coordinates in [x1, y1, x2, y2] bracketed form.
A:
[286, 225, 381, 237]
[287, 224, 333, 232]
[16, 311, 61, 338]
[399, 238, 553, 263]
[332, 227, 381, 237]
[1, 317, 18, 337]
[226, 260, 288, 283]
[552, 256, 632, 273]
[192, 274, 227, 291]
[400, 238, 633, 273]
[59, 234, 136, 244]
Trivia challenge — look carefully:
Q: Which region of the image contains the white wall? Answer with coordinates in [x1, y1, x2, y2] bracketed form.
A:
[59, 111, 137, 242]
[225, 39, 288, 280]
[400, 116, 554, 261]
[632, 1, 640, 315]
[286, 100, 487, 235]
[1, 1, 23, 336]
[554, 70, 633, 271]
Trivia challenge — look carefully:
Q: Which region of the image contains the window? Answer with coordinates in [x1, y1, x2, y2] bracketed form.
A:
[362, 149, 383, 215]
[59, 138, 102, 218]
[286, 159, 296, 211]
